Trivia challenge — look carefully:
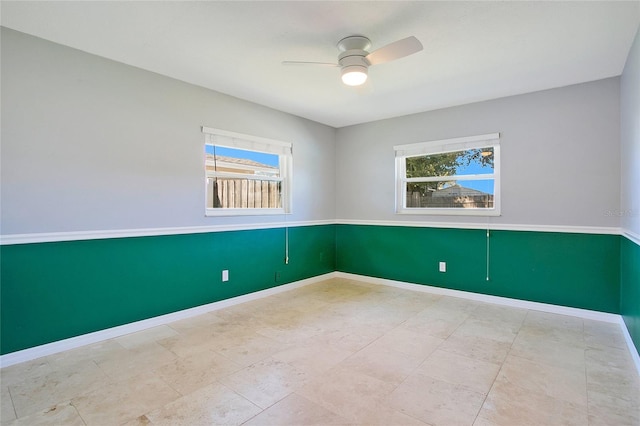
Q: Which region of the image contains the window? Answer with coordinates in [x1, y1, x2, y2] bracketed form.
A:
[395, 133, 500, 216]
[202, 127, 292, 216]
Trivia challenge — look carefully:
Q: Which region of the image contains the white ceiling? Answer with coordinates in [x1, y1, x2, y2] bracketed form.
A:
[2, 1, 639, 128]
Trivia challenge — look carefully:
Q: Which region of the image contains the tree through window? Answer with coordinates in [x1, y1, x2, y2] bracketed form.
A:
[395, 133, 500, 215]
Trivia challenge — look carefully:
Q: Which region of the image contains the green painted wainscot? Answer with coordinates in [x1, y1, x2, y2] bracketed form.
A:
[0, 225, 336, 355]
[621, 235, 640, 353]
[336, 224, 621, 313]
[3, 223, 638, 359]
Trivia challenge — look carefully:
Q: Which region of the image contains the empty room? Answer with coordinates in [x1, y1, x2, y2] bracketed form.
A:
[1, 1, 639, 425]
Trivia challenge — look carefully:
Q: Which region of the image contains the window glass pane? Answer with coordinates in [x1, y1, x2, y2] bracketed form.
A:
[205, 145, 280, 178]
[207, 177, 282, 209]
[406, 147, 494, 178]
[405, 180, 494, 209]
[203, 128, 292, 216]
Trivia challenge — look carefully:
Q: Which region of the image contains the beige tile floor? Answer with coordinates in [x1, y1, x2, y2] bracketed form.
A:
[1, 278, 639, 425]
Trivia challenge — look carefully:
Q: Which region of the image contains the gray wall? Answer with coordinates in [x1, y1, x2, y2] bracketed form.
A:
[621, 27, 640, 236]
[1, 28, 336, 235]
[335, 78, 621, 228]
[1, 27, 629, 235]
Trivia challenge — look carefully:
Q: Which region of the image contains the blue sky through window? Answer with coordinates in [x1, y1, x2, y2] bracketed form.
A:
[451, 149, 494, 193]
[206, 145, 279, 167]
[451, 179, 494, 194]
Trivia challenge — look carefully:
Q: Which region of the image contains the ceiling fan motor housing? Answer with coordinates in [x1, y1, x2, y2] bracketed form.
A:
[338, 50, 370, 68]
[337, 36, 371, 70]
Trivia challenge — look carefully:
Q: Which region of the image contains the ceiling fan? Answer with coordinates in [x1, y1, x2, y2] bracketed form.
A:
[283, 35, 423, 86]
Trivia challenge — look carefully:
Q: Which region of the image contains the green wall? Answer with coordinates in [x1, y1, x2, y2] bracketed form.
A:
[0, 225, 336, 355]
[620, 236, 640, 353]
[336, 225, 620, 313]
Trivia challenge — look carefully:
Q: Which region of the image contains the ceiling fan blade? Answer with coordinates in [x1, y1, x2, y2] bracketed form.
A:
[366, 36, 423, 65]
[282, 61, 339, 67]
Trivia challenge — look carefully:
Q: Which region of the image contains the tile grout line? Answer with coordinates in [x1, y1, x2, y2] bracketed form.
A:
[6, 386, 17, 423]
[470, 306, 528, 426]
[582, 319, 593, 422]
[69, 400, 87, 426]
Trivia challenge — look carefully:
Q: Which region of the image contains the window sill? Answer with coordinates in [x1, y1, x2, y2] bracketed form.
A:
[205, 208, 289, 217]
[396, 208, 501, 217]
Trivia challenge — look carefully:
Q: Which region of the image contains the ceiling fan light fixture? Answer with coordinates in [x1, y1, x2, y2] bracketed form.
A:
[284, 34, 422, 88]
[341, 65, 368, 86]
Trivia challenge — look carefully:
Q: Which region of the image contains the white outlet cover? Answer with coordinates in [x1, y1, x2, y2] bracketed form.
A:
[222, 270, 229, 281]
[439, 262, 446, 272]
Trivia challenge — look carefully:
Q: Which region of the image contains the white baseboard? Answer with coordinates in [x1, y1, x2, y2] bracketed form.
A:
[0, 273, 336, 368]
[335, 272, 620, 322]
[2, 271, 639, 377]
[337, 272, 640, 375]
[620, 317, 640, 376]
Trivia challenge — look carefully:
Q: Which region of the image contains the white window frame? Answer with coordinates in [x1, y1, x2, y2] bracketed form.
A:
[202, 126, 292, 217]
[394, 133, 501, 216]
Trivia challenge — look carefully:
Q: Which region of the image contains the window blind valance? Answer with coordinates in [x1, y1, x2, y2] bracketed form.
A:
[202, 126, 292, 156]
[394, 133, 500, 157]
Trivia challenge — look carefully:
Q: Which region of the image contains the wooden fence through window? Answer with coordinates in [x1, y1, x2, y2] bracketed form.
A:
[213, 179, 281, 208]
[406, 192, 493, 209]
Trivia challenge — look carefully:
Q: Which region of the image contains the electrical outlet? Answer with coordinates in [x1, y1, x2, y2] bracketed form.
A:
[275, 271, 281, 282]
[222, 270, 229, 282]
[439, 262, 446, 272]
